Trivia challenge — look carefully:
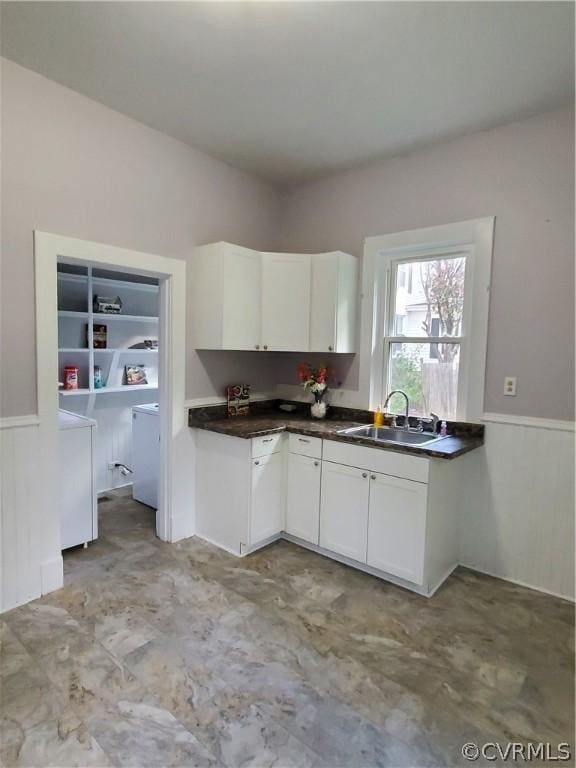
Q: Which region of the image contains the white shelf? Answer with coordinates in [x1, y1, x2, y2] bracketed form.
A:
[59, 384, 158, 396]
[58, 347, 158, 353]
[93, 312, 158, 323]
[58, 310, 158, 323]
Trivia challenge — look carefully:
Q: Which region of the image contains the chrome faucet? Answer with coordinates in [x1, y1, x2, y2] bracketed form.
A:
[383, 390, 410, 430]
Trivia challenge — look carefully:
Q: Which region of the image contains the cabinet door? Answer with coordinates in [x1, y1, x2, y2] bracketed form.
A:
[60, 427, 94, 550]
[319, 461, 369, 562]
[261, 253, 311, 351]
[250, 452, 284, 545]
[310, 252, 338, 352]
[286, 453, 321, 544]
[367, 472, 427, 585]
[222, 245, 262, 350]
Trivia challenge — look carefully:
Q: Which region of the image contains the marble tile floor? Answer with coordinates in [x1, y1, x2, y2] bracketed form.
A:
[1, 488, 574, 767]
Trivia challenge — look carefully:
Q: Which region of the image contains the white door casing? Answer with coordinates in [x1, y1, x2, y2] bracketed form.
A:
[34, 231, 189, 598]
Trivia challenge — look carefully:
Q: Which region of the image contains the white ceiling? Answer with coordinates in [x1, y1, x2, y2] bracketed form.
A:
[1, 1, 573, 184]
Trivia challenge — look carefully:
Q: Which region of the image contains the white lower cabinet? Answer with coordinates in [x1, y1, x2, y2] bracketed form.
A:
[250, 452, 285, 545]
[286, 453, 321, 544]
[366, 471, 427, 585]
[195, 429, 462, 595]
[319, 462, 370, 562]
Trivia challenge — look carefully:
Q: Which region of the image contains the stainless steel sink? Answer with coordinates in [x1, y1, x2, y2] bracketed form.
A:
[337, 424, 445, 447]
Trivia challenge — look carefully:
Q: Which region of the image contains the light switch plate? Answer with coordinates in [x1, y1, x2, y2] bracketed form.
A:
[504, 376, 517, 396]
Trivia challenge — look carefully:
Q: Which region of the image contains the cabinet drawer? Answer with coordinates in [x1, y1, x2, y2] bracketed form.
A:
[288, 433, 322, 459]
[251, 433, 284, 458]
[322, 439, 429, 484]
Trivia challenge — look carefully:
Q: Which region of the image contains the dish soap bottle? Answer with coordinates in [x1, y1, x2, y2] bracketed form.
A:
[440, 420, 448, 437]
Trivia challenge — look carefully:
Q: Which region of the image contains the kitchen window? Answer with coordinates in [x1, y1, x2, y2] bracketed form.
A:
[362, 218, 494, 421]
[385, 253, 467, 419]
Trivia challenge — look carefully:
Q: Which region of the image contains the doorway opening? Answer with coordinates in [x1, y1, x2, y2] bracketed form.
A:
[34, 232, 190, 598]
[57, 261, 162, 553]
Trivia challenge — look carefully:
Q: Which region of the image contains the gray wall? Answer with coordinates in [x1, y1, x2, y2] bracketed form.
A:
[0, 58, 282, 417]
[278, 107, 575, 421]
[2, 58, 573, 421]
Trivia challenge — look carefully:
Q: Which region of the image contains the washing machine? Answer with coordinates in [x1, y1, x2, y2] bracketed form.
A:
[132, 403, 159, 509]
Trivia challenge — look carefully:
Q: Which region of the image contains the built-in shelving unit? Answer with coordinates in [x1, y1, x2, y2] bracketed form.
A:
[57, 266, 159, 397]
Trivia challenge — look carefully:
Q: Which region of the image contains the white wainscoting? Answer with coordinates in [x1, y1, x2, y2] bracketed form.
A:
[1, 418, 62, 612]
[459, 419, 575, 601]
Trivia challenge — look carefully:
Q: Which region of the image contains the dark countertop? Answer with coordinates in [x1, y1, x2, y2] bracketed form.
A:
[189, 410, 483, 460]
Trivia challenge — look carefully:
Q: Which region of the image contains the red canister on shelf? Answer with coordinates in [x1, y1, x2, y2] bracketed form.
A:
[63, 365, 79, 390]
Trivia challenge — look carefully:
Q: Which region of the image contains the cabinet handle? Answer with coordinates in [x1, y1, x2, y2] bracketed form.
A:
[328, 346, 333, 351]
[254, 460, 260, 465]
[370, 474, 376, 480]
[262, 438, 273, 443]
[263, 345, 268, 350]
[314, 461, 319, 467]
[362, 472, 368, 478]
[255, 344, 260, 350]
[298, 438, 310, 443]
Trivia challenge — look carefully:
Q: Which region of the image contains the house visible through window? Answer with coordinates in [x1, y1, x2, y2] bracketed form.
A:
[386, 255, 466, 419]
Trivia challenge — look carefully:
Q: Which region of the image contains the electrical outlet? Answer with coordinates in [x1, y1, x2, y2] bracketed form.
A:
[504, 377, 517, 396]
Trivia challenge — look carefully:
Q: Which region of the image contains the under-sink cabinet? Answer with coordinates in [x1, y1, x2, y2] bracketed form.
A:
[194, 429, 469, 595]
[190, 242, 357, 353]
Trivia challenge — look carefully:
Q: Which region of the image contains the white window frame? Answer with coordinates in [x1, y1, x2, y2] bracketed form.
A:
[360, 218, 495, 421]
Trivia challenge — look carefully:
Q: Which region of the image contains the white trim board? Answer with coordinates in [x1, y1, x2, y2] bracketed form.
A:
[185, 392, 275, 409]
[0, 415, 41, 430]
[482, 412, 575, 432]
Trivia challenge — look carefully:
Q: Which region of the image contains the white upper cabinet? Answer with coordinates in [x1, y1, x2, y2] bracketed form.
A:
[261, 253, 311, 351]
[310, 252, 357, 353]
[191, 243, 356, 352]
[222, 246, 262, 351]
[191, 242, 261, 351]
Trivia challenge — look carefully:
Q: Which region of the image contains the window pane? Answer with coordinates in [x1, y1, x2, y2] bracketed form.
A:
[388, 342, 460, 419]
[392, 256, 466, 337]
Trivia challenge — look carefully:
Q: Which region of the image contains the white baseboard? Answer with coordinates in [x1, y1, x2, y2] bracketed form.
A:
[459, 562, 575, 604]
[40, 555, 63, 595]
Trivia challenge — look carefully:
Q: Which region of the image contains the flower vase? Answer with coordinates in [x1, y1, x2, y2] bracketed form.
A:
[311, 392, 327, 419]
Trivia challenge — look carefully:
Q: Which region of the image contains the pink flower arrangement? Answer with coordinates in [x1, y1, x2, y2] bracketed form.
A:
[297, 363, 334, 395]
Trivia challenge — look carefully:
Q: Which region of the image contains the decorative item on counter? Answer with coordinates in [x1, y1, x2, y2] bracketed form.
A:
[94, 365, 103, 389]
[88, 324, 107, 348]
[227, 384, 250, 417]
[297, 362, 334, 419]
[124, 365, 148, 386]
[93, 294, 122, 314]
[63, 365, 79, 390]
